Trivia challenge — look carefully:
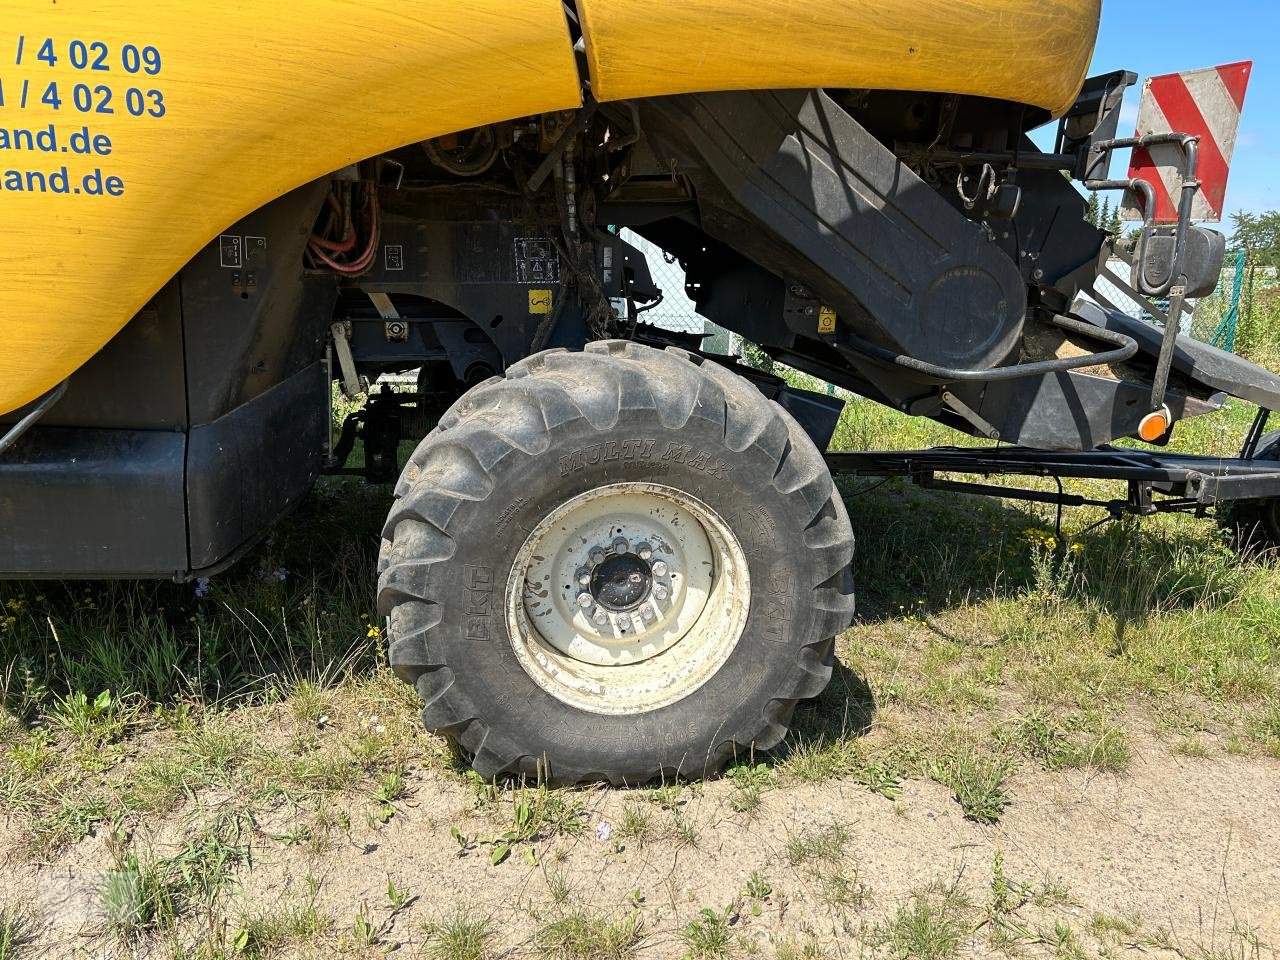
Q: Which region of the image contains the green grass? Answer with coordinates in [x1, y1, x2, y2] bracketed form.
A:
[535, 910, 641, 960]
[423, 908, 493, 960]
[877, 883, 973, 960]
[0, 362, 1277, 953]
[0, 902, 34, 960]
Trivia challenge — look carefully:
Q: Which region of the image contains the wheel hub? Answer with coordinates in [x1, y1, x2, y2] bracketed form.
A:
[506, 482, 751, 715]
[589, 551, 652, 611]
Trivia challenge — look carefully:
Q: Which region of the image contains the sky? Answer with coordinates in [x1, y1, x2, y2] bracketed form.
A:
[1082, 0, 1277, 224]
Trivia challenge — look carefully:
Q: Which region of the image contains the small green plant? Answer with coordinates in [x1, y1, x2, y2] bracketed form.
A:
[231, 884, 331, 959]
[386, 877, 415, 913]
[680, 906, 735, 960]
[351, 902, 378, 949]
[618, 803, 653, 845]
[878, 884, 971, 960]
[424, 908, 492, 960]
[743, 871, 772, 901]
[931, 750, 1011, 824]
[785, 823, 848, 867]
[49, 689, 127, 743]
[102, 853, 175, 939]
[0, 902, 34, 960]
[535, 910, 640, 960]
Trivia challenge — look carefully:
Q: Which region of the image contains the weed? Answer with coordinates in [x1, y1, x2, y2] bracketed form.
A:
[776, 938, 832, 960]
[535, 910, 641, 960]
[0, 902, 34, 960]
[744, 871, 773, 901]
[232, 885, 331, 958]
[785, 824, 848, 867]
[930, 750, 1012, 824]
[424, 908, 493, 960]
[48, 689, 129, 744]
[618, 803, 653, 845]
[878, 883, 972, 960]
[680, 907, 735, 960]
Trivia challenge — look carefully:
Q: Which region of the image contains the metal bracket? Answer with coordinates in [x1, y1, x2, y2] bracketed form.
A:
[0, 380, 68, 458]
[330, 321, 364, 398]
[941, 389, 1000, 441]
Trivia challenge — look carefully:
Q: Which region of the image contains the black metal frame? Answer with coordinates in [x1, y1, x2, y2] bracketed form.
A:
[826, 422, 1280, 523]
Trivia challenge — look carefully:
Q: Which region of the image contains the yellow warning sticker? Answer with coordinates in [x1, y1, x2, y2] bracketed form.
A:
[818, 306, 838, 334]
[529, 290, 554, 314]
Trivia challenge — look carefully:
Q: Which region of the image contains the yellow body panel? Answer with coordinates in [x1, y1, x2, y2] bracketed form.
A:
[579, 0, 1100, 117]
[0, 1, 581, 415]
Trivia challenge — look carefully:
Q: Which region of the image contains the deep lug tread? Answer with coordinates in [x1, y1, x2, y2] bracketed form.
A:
[379, 341, 856, 785]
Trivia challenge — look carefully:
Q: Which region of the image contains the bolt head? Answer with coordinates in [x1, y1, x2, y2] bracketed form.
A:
[576, 592, 593, 608]
[613, 537, 629, 555]
[636, 543, 653, 561]
[642, 607, 655, 622]
[593, 610, 608, 625]
[652, 560, 669, 577]
[589, 549, 605, 565]
[654, 586, 669, 601]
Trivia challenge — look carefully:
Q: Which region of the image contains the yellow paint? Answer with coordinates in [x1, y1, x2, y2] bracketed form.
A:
[579, 0, 1100, 117]
[0, 0, 580, 415]
[529, 290, 554, 315]
[1, 0, 1106, 415]
[818, 307, 838, 335]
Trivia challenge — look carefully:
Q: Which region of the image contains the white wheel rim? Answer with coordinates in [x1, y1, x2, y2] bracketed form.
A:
[506, 482, 750, 716]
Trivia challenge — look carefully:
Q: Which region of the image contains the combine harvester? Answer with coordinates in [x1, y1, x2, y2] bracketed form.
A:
[1, 0, 1274, 782]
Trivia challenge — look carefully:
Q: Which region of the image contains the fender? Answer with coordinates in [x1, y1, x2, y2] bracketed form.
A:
[0, 0, 1102, 416]
[0, 0, 581, 414]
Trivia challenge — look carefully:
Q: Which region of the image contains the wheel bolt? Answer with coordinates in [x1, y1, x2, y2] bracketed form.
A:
[642, 607, 655, 622]
[652, 560, 669, 577]
[613, 537, 629, 555]
[589, 549, 605, 565]
[654, 586, 669, 601]
[576, 592, 593, 608]
[636, 543, 653, 561]
[576, 567, 591, 587]
[593, 610, 608, 625]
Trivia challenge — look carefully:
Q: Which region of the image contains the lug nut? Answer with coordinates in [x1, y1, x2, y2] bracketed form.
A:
[576, 567, 592, 587]
[652, 560, 669, 577]
[593, 610, 608, 625]
[642, 607, 655, 622]
[636, 542, 653, 561]
[576, 592, 593, 608]
[613, 537, 629, 555]
[589, 549, 605, 565]
[654, 586, 669, 601]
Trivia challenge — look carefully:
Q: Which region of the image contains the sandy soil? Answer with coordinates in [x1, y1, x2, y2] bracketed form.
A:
[7, 733, 1279, 958]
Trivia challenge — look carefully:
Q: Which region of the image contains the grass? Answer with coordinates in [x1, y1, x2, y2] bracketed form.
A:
[423, 908, 493, 960]
[0, 902, 34, 960]
[535, 910, 641, 960]
[0, 355, 1278, 953]
[877, 883, 973, 960]
[679, 907, 735, 960]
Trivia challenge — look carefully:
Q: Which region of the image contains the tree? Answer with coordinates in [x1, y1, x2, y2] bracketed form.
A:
[1107, 204, 1123, 236]
[1100, 197, 1113, 234]
[1229, 211, 1280, 357]
[1085, 191, 1100, 228]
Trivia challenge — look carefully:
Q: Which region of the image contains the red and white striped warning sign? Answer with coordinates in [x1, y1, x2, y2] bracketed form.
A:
[1122, 61, 1252, 224]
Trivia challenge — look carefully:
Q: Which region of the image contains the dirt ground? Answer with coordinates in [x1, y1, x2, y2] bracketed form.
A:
[6, 731, 1278, 959]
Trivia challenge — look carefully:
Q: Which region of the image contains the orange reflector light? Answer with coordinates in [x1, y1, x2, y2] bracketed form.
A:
[1138, 408, 1172, 443]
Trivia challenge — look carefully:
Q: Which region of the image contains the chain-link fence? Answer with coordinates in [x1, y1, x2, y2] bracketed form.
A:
[621, 230, 737, 355]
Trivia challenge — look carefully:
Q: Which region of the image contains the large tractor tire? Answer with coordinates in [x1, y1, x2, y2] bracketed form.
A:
[1221, 430, 1280, 556]
[377, 341, 856, 784]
